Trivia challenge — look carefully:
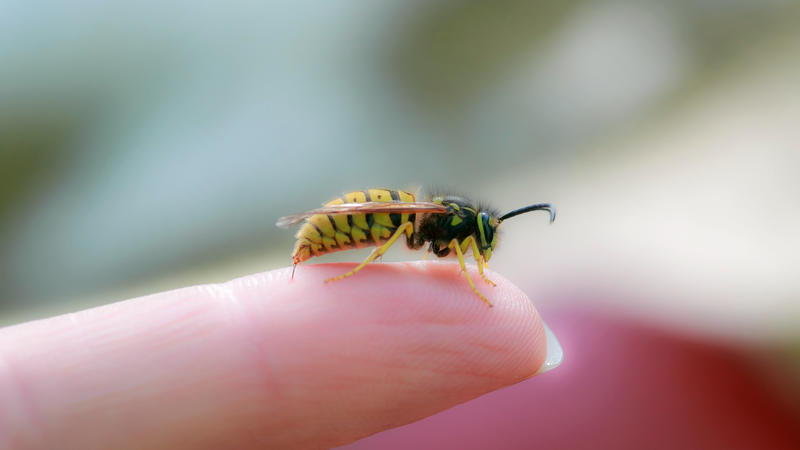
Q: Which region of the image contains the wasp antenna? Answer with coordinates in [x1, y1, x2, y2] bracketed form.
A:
[498, 203, 556, 223]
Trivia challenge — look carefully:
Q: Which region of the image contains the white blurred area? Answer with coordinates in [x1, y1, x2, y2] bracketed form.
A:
[1, 0, 798, 356]
[496, 38, 800, 342]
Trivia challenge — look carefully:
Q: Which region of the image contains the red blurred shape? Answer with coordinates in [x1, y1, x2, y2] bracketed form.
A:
[342, 309, 800, 450]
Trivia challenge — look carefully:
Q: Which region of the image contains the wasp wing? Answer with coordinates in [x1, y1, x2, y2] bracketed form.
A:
[276, 202, 448, 228]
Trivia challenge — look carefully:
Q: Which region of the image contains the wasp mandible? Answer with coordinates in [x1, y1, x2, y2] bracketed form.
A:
[277, 188, 555, 307]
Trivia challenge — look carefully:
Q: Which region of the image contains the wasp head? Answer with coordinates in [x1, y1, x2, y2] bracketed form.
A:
[477, 203, 556, 262]
[475, 212, 500, 262]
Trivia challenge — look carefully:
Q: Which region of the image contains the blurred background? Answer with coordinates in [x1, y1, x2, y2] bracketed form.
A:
[2, 0, 799, 448]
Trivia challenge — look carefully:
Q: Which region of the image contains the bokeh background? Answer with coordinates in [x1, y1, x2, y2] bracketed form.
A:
[2, 1, 799, 448]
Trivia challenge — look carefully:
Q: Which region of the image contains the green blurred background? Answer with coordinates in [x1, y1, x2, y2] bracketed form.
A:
[1, 0, 799, 439]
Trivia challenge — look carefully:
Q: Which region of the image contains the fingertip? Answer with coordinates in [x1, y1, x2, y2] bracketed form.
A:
[0, 261, 553, 449]
[232, 261, 549, 383]
[225, 261, 551, 445]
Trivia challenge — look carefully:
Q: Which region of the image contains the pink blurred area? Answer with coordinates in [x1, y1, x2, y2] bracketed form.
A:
[342, 308, 800, 450]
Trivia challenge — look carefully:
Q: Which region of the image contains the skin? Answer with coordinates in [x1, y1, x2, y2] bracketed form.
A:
[0, 262, 548, 450]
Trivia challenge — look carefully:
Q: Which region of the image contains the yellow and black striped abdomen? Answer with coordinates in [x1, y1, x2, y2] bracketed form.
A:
[292, 189, 416, 263]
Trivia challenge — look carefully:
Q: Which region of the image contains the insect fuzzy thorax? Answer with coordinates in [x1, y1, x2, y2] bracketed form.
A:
[416, 195, 499, 262]
[277, 188, 555, 307]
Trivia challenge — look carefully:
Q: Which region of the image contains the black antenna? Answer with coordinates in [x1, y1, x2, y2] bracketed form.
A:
[498, 203, 556, 223]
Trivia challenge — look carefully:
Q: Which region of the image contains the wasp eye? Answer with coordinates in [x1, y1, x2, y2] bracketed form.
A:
[479, 212, 494, 249]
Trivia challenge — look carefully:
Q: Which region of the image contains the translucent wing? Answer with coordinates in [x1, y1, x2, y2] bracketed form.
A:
[276, 202, 448, 228]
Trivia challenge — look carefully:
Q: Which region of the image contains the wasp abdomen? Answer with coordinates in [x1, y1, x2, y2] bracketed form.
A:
[291, 189, 416, 264]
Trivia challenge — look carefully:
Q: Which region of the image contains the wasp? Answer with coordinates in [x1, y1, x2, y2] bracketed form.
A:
[276, 188, 555, 307]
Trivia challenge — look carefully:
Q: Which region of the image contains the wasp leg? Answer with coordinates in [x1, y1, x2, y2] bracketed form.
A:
[459, 236, 496, 287]
[325, 222, 414, 283]
[449, 239, 493, 307]
[423, 243, 438, 260]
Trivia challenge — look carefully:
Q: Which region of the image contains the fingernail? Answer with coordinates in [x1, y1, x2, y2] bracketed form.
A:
[536, 321, 564, 374]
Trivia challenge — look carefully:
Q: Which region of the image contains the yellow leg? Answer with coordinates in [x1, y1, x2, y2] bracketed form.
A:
[449, 239, 493, 307]
[325, 222, 414, 283]
[459, 236, 496, 287]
